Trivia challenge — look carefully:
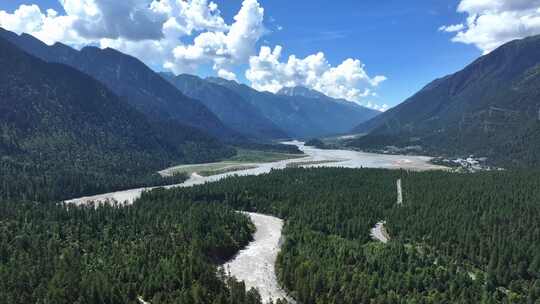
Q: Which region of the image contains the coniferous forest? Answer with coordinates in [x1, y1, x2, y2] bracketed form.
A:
[3, 2, 540, 303]
[0, 34, 235, 203]
[0, 198, 264, 304]
[137, 168, 540, 304]
[2, 167, 540, 303]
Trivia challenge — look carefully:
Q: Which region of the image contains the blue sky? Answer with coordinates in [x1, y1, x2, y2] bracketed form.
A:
[2, 0, 534, 109]
[240, 0, 481, 106]
[217, 0, 481, 107]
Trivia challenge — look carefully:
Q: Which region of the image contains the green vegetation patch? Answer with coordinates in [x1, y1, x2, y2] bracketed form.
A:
[228, 149, 306, 163]
[0, 197, 263, 304]
[159, 167, 540, 304]
[161, 149, 306, 177]
[3, 167, 540, 303]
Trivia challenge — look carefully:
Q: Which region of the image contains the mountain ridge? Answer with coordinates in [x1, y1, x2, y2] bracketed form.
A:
[0, 35, 232, 201]
[206, 77, 380, 138]
[349, 34, 540, 167]
[160, 73, 288, 140]
[277, 86, 328, 99]
[0, 27, 233, 138]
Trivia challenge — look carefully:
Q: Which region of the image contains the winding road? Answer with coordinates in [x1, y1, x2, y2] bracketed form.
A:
[66, 141, 444, 303]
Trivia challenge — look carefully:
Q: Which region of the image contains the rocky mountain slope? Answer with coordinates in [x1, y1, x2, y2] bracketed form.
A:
[349, 34, 540, 167]
[160, 73, 288, 140]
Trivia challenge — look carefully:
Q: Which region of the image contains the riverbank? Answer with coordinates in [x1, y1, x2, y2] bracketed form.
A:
[370, 221, 390, 243]
[223, 213, 294, 304]
[64, 141, 447, 304]
[159, 149, 306, 177]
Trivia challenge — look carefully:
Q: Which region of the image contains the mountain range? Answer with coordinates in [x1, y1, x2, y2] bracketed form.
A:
[0, 28, 232, 138]
[5, 23, 540, 178]
[160, 73, 287, 140]
[0, 35, 234, 201]
[0, 27, 382, 200]
[349, 34, 540, 167]
[1, 27, 380, 141]
[162, 73, 380, 139]
[206, 77, 380, 138]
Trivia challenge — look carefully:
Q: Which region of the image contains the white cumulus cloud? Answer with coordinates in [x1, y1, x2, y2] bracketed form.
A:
[0, 0, 263, 75]
[440, 0, 540, 53]
[217, 69, 237, 81]
[170, 0, 265, 74]
[65, 0, 167, 41]
[438, 23, 465, 32]
[245, 45, 386, 109]
[0, 4, 83, 46]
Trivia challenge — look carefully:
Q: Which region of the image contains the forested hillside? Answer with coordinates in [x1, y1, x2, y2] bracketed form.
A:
[0, 198, 264, 304]
[387, 170, 540, 299]
[349, 35, 540, 168]
[3, 158, 540, 303]
[0, 36, 232, 202]
[0, 28, 234, 139]
[148, 168, 540, 303]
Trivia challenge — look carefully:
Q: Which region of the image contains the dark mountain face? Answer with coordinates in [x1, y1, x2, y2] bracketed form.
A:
[0, 28, 231, 138]
[350, 35, 540, 167]
[0, 36, 164, 157]
[0, 36, 233, 200]
[160, 73, 288, 140]
[206, 79, 380, 138]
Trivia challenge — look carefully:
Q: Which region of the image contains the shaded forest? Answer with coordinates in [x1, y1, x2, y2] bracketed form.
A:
[0, 34, 234, 202]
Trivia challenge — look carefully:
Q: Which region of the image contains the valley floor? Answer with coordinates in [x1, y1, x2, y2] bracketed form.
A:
[64, 141, 445, 303]
[158, 149, 305, 178]
[66, 141, 444, 205]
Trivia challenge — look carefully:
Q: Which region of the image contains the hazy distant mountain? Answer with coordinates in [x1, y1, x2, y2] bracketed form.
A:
[277, 86, 328, 99]
[0, 28, 232, 138]
[277, 85, 381, 128]
[0, 36, 233, 200]
[349, 35, 540, 167]
[160, 73, 288, 140]
[206, 79, 380, 138]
